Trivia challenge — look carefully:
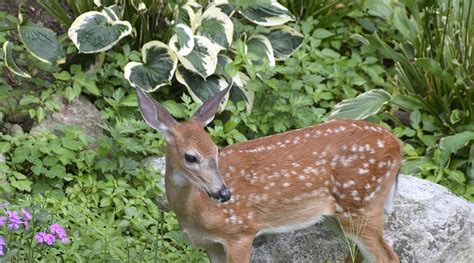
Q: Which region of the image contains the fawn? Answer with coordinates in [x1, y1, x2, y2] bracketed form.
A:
[136, 85, 401, 263]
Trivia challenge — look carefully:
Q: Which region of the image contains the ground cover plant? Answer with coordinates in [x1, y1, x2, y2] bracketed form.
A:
[0, 0, 472, 261]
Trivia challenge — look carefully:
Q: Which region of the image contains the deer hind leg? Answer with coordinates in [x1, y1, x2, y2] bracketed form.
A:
[205, 242, 226, 263]
[338, 212, 399, 263]
[323, 213, 398, 263]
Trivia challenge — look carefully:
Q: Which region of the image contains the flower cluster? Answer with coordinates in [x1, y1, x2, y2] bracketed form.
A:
[0, 205, 69, 258]
[35, 223, 69, 245]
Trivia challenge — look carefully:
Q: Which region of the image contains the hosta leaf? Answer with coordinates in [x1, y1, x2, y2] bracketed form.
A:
[169, 24, 194, 56]
[265, 25, 303, 60]
[176, 66, 229, 109]
[246, 35, 275, 67]
[17, 20, 65, 64]
[124, 41, 178, 92]
[230, 72, 254, 114]
[195, 6, 233, 50]
[233, 0, 294, 26]
[328, 89, 392, 120]
[178, 2, 202, 29]
[178, 36, 219, 78]
[68, 11, 132, 53]
[3, 41, 31, 78]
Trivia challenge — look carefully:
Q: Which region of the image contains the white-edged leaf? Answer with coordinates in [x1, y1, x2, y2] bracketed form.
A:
[328, 89, 392, 120]
[246, 35, 275, 67]
[178, 36, 219, 78]
[236, 0, 294, 26]
[230, 72, 253, 114]
[124, 41, 177, 92]
[17, 20, 65, 64]
[3, 41, 31, 78]
[195, 6, 233, 50]
[169, 24, 194, 56]
[176, 66, 229, 110]
[178, 2, 203, 30]
[265, 25, 303, 60]
[68, 10, 132, 54]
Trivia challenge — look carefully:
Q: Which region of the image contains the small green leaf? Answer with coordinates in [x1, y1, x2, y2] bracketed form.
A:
[440, 131, 474, 154]
[312, 28, 334, 39]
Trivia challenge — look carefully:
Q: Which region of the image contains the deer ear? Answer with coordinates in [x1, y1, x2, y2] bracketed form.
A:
[191, 82, 233, 126]
[136, 87, 177, 133]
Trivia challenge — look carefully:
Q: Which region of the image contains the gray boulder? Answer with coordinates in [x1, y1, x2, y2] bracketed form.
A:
[145, 157, 474, 262]
[30, 95, 102, 140]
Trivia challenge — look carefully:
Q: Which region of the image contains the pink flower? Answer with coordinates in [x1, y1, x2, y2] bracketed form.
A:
[50, 223, 68, 239]
[0, 216, 5, 227]
[35, 232, 47, 244]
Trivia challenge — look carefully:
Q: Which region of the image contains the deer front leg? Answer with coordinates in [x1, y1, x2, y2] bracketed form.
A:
[205, 242, 226, 263]
[224, 236, 254, 263]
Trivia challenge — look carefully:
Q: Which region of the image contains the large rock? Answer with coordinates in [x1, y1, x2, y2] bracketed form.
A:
[144, 157, 474, 262]
[30, 95, 102, 140]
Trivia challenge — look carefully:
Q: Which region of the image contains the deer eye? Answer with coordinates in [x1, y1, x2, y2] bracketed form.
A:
[184, 154, 198, 163]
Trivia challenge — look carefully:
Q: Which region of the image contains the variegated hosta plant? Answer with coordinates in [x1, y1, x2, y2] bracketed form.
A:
[124, 0, 304, 114]
[2, 13, 65, 78]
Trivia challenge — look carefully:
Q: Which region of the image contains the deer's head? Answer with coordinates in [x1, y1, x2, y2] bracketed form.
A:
[136, 86, 231, 203]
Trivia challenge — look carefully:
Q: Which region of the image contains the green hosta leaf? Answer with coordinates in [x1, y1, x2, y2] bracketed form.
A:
[230, 72, 254, 114]
[124, 41, 178, 92]
[195, 6, 233, 50]
[178, 36, 219, 78]
[440, 131, 474, 155]
[17, 20, 65, 64]
[265, 25, 303, 60]
[176, 66, 229, 109]
[233, 0, 294, 26]
[3, 41, 31, 78]
[246, 35, 275, 67]
[328, 89, 392, 120]
[169, 24, 194, 56]
[68, 10, 132, 53]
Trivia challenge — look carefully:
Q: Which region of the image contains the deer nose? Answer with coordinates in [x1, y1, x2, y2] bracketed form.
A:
[211, 186, 231, 202]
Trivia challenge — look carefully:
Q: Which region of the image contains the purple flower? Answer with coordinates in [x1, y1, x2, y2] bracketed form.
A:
[0, 216, 5, 227]
[6, 210, 21, 230]
[35, 232, 47, 244]
[43, 233, 56, 245]
[21, 208, 32, 220]
[35, 232, 57, 246]
[50, 223, 68, 239]
[0, 235, 5, 256]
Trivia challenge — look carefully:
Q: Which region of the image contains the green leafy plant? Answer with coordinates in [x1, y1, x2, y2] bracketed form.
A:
[329, 0, 474, 200]
[122, 0, 304, 114]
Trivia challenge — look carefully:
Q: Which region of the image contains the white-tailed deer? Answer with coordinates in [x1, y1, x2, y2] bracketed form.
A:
[137, 86, 401, 263]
